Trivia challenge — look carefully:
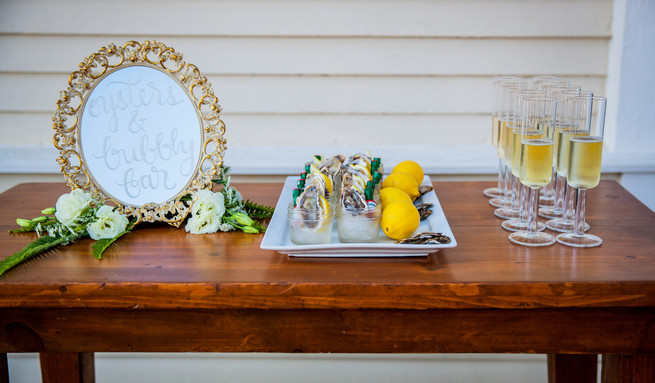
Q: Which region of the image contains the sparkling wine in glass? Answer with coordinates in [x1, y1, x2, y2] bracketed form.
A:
[509, 97, 557, 246]
[539, 89, 592, 220]
[539, 82, 580, 207]
[497, 89, 546, 226]
[557, 96, 606, 248]
[485, 77, 521, 198]
[490, 81, 528, 208]
[545, 91, 593, 233]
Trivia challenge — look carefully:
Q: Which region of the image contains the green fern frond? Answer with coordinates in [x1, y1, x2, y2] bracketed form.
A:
[243, 199, 275, 219]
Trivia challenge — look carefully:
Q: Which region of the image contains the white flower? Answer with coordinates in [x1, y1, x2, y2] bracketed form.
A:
[191, 189, 225, 216]
[87, 205, 129, 240]
[55, 189, 94, 227]
[185, 211, 221, 234]
[185, 190, 226, 234]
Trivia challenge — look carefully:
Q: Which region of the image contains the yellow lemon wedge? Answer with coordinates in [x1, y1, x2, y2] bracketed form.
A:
[392, 160, 424, 185]
[382, 172, 420, 201]
[379, 187, 412, 211]
[380, 201, 420, 240]
[348, 163, 371, 179]
[317, 193, 330, 216]
[309, 164, 333, 195]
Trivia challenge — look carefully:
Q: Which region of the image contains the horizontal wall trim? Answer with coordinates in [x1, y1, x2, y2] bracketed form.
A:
[0, 33, 613, 40]
[2, 145, 653, 176]
[0, 36, 609, 76]
[0, 75, 607, 115]
[11, 352, 549, 363]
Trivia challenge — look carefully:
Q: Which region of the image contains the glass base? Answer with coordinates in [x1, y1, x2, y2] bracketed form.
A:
[489, 197, 510, 208]
[546, 219, 590, 233]
[494, 207, 521, 220]
[556, 232, 603, 248]
[502, 219, 546, 232]
[509, 231, 556, 247]
[538, 207, 563, 220]
[483, 187, 504, 198]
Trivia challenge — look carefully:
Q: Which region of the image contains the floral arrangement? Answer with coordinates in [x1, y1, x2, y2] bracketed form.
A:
[0, 165, 274, 276]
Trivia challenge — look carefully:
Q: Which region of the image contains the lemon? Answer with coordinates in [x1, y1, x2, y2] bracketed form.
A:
[348, 163, 371, 179]
[380, 201, 420, 240]
[379, 187, 412, 211]
[392, 160, 424, 185]
[382, 172, 420, 201]
[317, 193, 331, 216]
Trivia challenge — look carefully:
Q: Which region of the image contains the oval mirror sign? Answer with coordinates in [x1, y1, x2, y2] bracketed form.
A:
[80, 65, 202, 206]
[53, 41, 226, 226]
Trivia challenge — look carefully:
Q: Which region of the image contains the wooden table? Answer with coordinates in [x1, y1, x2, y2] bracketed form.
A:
[0, 181, 654, 383]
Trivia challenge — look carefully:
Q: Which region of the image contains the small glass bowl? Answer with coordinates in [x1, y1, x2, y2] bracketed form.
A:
[288, 203, 334, 245]
[335, 204, 381, 243]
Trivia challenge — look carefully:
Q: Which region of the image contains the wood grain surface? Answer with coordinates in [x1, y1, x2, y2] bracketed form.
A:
[1, 181, 654, 382]
[0, 181, 654, 311]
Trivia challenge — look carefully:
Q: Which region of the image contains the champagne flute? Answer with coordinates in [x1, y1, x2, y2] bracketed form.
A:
[484, 76, 521, 198]
[540, 89, 593, 220]
[545, 92, 592, 233]
[531, 76, 560, 92]
[496, 89, 545, 222]
[509, 97, 557, 246]
[489, 81, 528, 208]
[539, 82, 579, 207]
[557, 96, 606, 247]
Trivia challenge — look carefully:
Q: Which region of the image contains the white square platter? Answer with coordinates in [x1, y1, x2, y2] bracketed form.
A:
[260, 176, 457, 257]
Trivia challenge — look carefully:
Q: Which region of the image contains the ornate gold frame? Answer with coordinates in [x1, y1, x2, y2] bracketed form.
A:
[52, 40, 226, 227]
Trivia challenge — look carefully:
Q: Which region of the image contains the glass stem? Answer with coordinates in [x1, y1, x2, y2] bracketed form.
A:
[544, 167, 556, 197]
[563, 184, 576, 223]
[574, 188, 587, 236]
[503, 163, 512, 200]
[519, 184, 529, 223]
[527, 187, 539, 234]
[497, 158, 505, 191]
[511, 174, 520, 211]
[554, 174, 567, 215]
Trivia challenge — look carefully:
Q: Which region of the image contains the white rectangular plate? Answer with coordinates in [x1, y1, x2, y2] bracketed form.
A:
[260, 176, 457, 257]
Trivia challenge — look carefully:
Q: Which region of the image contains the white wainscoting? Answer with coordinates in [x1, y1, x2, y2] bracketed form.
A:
[8, 353, 603, 383]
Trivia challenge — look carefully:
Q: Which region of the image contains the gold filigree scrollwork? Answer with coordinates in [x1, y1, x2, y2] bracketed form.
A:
[53, 40, 226, 227]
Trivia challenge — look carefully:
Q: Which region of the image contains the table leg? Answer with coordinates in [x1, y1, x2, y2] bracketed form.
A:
[548, 354, 598, 383]
[1, 353, 8, 383]
[39, 352, 95, 383]
[601, 354, 655, 383]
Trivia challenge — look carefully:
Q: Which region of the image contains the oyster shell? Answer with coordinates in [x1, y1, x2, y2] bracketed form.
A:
[395, 232, 451, 244]
[319, 155, 345, 175]
[418, 185, 434, 196]
[341, 187, 367, 209]
[415, 203, 433, 220]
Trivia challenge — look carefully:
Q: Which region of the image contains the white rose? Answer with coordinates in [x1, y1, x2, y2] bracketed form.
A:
[185, 190, 225, 234]
[191, 189, 226, 218]
[87, 205, 129, 240]
[185, 211, 221, 234]
[55, 189, 94, 227]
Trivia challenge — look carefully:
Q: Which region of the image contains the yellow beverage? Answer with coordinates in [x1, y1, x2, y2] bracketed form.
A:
[502, 121, 515, 165]
[556, 129, 588, 177]
[492, 115, 500, 148]
[551, 125, 560, 167]
[520, 139, 554, 187]
[497, 119, 510, 159]
[511, 129, 542, 177]
[567, 136, 603, 189]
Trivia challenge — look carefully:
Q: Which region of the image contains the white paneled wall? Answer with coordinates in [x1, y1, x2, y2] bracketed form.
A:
[1, 0, 652, 381]
[0, 0, 614, 186]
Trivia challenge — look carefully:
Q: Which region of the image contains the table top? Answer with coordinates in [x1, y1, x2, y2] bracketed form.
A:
[1, 180, 654, 311]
